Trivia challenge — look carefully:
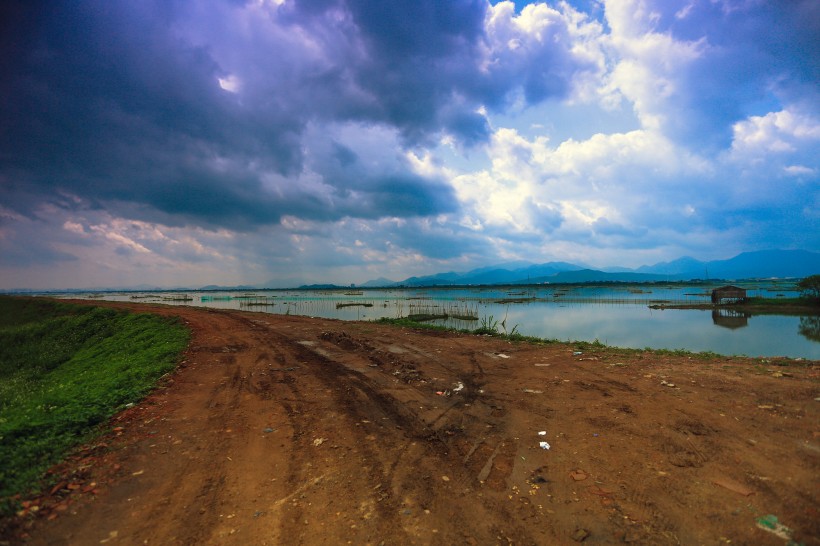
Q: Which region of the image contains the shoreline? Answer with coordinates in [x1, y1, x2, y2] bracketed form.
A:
[648, 302, 820, 315]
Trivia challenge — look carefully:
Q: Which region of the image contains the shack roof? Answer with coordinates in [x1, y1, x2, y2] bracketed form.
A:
[713, 285, 746, 293]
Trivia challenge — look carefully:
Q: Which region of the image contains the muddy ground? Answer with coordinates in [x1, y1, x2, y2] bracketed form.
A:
[3, 302, 819, 545]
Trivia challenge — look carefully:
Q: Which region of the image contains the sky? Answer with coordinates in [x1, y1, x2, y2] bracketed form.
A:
[1, 0, 818, 289]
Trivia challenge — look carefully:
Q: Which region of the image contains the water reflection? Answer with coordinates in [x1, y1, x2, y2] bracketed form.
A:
[798, 316, 820, 342]
[56, 284, 820, 358]
[711, 308, 750, 329]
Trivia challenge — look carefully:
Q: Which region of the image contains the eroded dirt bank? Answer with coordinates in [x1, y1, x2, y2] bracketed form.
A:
[4, 303, 819, 545]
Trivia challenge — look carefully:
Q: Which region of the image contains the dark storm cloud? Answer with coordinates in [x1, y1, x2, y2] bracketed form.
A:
[1, 0, 306, 228]
[0, 0, 591, 233]
[384, 221, 487, 260]
[333, 175, 459, 219]
[336, 0, 492, 143]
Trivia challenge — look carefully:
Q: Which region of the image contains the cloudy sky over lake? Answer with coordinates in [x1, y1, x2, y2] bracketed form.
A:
[1, 0, 818, 289]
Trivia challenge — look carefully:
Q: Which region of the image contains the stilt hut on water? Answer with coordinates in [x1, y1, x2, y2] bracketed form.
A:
[711, 285, 747, 304]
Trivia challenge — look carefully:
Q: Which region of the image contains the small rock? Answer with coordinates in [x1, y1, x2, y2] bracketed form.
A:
[99, 530, 118, 544]
[570, 470, 588, 481]
[571, 528, 590, 542]
[441, 476, 450, 482]
[313, 438, 326, 447]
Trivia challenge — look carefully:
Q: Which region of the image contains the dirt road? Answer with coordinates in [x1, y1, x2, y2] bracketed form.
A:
[4, 303, 819, 545]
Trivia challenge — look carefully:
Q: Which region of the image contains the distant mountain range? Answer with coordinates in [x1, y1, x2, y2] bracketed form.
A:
[358, 249, 820, 287]
[5, 249, 817, 293]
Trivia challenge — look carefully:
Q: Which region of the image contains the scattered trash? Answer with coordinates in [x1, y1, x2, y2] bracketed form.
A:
[570, 528, 590, 542]
[660, 380, 676, 388]
[592, 433, 599, 437]
[441, 475, 450, 482]
[453, 382, 465, 393]
[263, 427, 274, 433]
[755, 514, 793, 540]
[523, 389, 543, 394]
[100, 530, 119, 544]
[713, 476, 754, 496]
[436, 391, 445, 396]
[312, 438, 326, 447]
[497, 353, 510, 359]
[132, 470, 144, 476]
[573, 351, 583, 356]
[539, 441, 551, 450]
[538, 431, 547, 436]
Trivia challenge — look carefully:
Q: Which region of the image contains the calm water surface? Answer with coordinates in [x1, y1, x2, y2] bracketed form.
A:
[63, 283, 819, 359]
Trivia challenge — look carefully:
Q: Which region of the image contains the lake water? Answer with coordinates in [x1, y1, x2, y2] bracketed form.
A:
[64, 282, 820, 359]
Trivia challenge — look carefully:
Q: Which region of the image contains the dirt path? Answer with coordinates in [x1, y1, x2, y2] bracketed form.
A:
[4, 303, 819, 545]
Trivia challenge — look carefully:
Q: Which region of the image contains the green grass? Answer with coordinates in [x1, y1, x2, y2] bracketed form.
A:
[0, 297, 189, 513]
[376, 316, 559, 345]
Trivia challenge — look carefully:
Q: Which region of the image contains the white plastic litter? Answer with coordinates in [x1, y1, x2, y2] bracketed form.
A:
[538, 431, 547, 436]
[539, 441, 551, 450]
[453, 381, 464, 392]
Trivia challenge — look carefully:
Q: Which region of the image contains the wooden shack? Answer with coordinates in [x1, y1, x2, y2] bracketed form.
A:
[711, 285, 747, 304]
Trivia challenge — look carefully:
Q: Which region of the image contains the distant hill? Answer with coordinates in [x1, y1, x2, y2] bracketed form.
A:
[199, 284, 257, 291]
[360, 277, 397, 288]
[525, 269, 669, 284]
[705, 250, 820, 279]
[636, 250, 820, 280]
[636, 256, 706, 276]
[365, 249, 819, 287]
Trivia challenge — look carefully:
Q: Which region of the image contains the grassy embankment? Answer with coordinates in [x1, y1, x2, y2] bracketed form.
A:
[0, 297, 189, 514]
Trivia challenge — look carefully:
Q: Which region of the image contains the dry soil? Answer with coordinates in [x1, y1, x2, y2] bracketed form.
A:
[3, 302, 819, 545]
